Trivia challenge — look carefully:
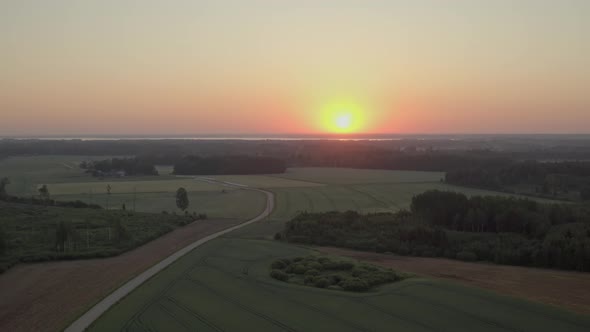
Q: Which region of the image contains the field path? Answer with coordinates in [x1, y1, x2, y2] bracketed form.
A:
[65, 180, 274, 332]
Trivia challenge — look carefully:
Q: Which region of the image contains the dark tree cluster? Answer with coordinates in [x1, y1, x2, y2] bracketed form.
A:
[0, 193, 102, 209]
[81, 157, 158, 177]
[269, 255, 406, 292]
[280, 192, 590, 272]
[173, 155, 286, 175]
[446, 160, 590, 201]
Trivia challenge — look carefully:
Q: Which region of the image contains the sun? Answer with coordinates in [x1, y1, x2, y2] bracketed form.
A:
[321, 100, 364, 134]
[335, 114, 352, 130]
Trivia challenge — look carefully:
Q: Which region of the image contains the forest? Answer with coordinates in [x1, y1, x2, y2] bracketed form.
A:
[80, 157, 158, 177]
[446, 160, 590, 201]
[280, 191, 590, 271]
[173, 155, 286, 175]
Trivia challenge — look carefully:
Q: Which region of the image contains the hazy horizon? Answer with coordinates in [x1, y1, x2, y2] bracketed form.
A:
[2, 0, 589, 135]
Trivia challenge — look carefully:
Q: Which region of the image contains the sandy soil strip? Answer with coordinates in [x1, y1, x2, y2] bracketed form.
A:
[319, 247, 590, 315]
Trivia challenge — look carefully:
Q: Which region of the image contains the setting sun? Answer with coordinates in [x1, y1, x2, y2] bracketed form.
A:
[321, 101, 364, 134]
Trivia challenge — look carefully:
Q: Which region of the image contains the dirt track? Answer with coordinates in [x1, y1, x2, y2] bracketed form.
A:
[0, 218, 241, 332]
[319, 247, 590, 315]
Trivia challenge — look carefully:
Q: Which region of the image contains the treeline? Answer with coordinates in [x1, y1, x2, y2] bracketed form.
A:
[80, 157, 158, 177]
[279, 191, 590, 272]
[0, 201, 194, 273]
[1, 177, 101, 208]
[173, 155, 286, 175]
[446, 160, 590, 201]
[0, 195, 102, 209]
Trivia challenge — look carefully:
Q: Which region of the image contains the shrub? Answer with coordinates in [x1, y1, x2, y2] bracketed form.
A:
[314, 277, 331, 288]
[292, 263, 307, 274]
[270, 269, 289, 282]
[322, 259, 354, 270]
[306, 261, 323, 271]
[340, 278, 370, 292]
[456, 251, 478, 261]
[304, 275, 316, 285]
[271, 260, 287, 270]
[304, 269, 320, 277]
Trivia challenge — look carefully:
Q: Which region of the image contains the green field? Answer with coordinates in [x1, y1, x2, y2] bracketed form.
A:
[0, 156, 267, 219]
[89, 237, 590, 332]
[87, 167, 590, 332]
[272, 167, 445, 184]
[5, 158, 586, 331]
[235, 168, 557, 239]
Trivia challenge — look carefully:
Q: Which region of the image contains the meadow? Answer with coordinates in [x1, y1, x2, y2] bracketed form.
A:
[89, 237, 590, 332]
[0, 156, 267, 219]
[87, 167, 590, 331]
[4, 158, 588, 331]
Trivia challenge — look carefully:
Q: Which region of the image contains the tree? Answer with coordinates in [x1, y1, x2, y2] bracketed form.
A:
[106, 184, 112, 209]
[176, 187, 189, 212]
[38, 184, 50, 200]
[0, 177, 9, 199]
[55, 220, 76, 252]
[0, 227, 6, 255]
[112, 217, 131, 244]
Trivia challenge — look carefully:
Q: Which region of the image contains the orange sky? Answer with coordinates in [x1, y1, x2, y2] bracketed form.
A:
[1, 1, 589, 136]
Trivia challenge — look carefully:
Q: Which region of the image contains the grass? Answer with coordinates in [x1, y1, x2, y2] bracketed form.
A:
[0, 156, 268, 219]
[210, 174, 324, 188]
[48, 179, 225, 195]
[0, 201, 192, 272]
[54, 189, 266, 219]
[89, 237, 590, 332]
[4, 160, 582, 330]
[270, 167, 445, 185]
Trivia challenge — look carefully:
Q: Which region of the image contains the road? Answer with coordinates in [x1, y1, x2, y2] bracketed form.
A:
[65, 181, 274, 332]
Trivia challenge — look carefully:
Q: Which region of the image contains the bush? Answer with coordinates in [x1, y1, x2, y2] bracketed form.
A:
[322, 259, 354, 270]
[314, 277, 331, 288]
[270, 254, 407, 292]
[304, 269, 320, 277]
[270, 269, 289, 282]
[292, 263, 307, 274]
[456, 251, 478, 261]
[340, 278, 370, 292]
[271, 260, 287, 270]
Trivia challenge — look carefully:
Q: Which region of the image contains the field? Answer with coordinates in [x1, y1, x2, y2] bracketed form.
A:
[0, 218, 244, 332]
[320, 247, 590, 315]
[0, 156, 267, 219]
[89, 237, 590, 332]
[88, 168, 590, 331]
[234, 168, 555, 239]
[4, 160, 588, 331]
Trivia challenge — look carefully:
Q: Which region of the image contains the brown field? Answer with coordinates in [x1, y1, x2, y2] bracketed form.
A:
[0, 218, 241, 332]
[319, 247, 590, 316]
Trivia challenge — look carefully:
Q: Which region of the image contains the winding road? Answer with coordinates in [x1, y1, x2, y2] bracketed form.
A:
[65, 180, 274, 332]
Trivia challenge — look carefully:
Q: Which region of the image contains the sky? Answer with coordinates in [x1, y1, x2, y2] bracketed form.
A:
[1, 0, 589, 136]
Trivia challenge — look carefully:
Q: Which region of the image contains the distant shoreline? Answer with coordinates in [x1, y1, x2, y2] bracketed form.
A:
[2, 133, 590, 141]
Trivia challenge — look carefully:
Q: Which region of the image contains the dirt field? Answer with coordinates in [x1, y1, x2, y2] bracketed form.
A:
[319, 247, 590, 316]
[0, 218, 241, 332]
